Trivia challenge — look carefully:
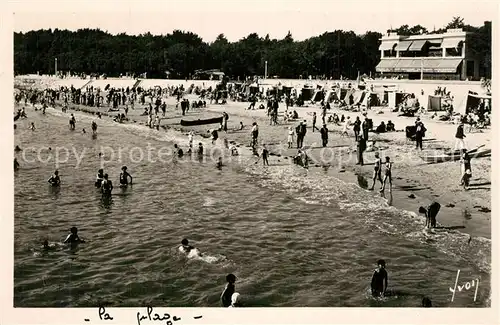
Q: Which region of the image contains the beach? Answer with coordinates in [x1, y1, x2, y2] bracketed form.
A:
[13, 81, 491, 307]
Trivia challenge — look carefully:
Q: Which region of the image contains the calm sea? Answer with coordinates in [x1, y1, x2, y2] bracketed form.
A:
[14, 106, 491, 307]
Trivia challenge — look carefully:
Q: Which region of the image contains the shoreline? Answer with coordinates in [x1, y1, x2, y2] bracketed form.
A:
[14, 95, 491, 241]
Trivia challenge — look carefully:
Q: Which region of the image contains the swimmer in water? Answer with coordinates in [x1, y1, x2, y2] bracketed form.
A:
[95, 169, 104, 188]
[15, 145, 22, 152]
[14, 158, 20, 171]
[119, 166, 133, 186]
[370, 259, 388, 297]
[47, 170, 61, 186]
[422, 297, 432, 307]
[101, 174, 113, 196]
[91, 121, 98, 134]
[180, 238, 194, 253]
[63, 227, 85, 244]
[216, 157, 223, 169]
[221, 273, 237, 307]
[43, 239, 56, 251]
[174, 144, 184, 157]
[82, 128, 86, 134]
[197, 142, 204, 157]
[29, 122, 36, 131]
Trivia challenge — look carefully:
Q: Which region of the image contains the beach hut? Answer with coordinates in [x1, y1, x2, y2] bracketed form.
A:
[301, 86, 315, 101]
[427, 95, 445, 111]
[455, 91, 492, 116]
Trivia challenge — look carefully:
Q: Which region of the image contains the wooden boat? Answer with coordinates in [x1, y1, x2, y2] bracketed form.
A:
[444, 145, 485, 156]
[421, 148, 491, 163]
[180, 116, 223, 127]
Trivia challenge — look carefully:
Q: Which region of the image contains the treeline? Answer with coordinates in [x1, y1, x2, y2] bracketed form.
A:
[13, 17, 491, 79]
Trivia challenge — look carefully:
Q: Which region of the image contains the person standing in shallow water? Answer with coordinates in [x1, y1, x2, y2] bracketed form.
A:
[221, 274, 237, 307]
[371, 259, 388, 297]
[369, 152, 383, 191]
[261, 145, 270, 166]
[119, 166, 133, 186]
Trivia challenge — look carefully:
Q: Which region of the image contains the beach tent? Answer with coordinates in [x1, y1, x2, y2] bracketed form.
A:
[455, 91, 492, 116]
[352, 90, 365, 105]
[324, 90, 338, 103]
[388, 92, 410, 109]
[312, 90, 325, 102]
[301, 87, 315, 101]
[427, 95, 444, 111]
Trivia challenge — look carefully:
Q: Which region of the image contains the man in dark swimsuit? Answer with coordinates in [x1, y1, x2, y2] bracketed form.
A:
[91, 121, 98, 134]
[69, 114, 76, 130]
[220, 274, 237, 307]
[420, 201, 441, 229]
[371, 259, 388, 297]
[119, 166, 133, 186]
[48, 170, 61, 186]
[64, 227, 85, 244]
[101, 174, 113, 196]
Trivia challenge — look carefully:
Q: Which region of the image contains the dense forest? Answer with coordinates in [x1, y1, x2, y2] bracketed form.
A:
[13, 17, 491, 79]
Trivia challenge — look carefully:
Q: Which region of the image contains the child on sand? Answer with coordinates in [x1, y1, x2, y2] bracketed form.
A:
[287, 127, 294, 148]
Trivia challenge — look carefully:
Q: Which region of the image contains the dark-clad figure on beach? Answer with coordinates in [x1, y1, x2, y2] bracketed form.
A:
[460, 149, 472, 190]
[312, 112, 319, 132]
[95, 169, 104, 188]
[420, 201, 441, 229]
[320, 124, 328, 147]
[371, 259, 388, 297]
[362, 117, 370, 141]
[415, 118, 426, 150]
[69, 114, 76, 130]
[101, 174, 113, 196]
[48, 170, 61, 186]
[261, 145, 270, 166]
[221, 274, 237, 307]
[14, 158, 20, 171]
[64, 227, 85, 244]
[197, 142, 204, 160]
[356, 137, 366, 165]
[119, 166, 133, 186]
[353, 117, 361, 141]
[91, 121, 98, 134]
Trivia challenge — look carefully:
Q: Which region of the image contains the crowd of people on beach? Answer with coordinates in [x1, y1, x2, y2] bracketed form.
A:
[14, 74, 489, 307]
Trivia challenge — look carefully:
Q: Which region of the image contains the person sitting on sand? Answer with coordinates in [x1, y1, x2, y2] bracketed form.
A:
[365, 140, 379, 152]
[420, 201, 441, 229]
[386, 120, 395, 132]
[64, 226, 85, 244]
[48, 170, 61, 186]
[229, 144, 239, 156]
[371, 259, 388, 297]
[375, 121, 386, 133]
[292, 110, 299, 119]
[119, 166, 133, 186]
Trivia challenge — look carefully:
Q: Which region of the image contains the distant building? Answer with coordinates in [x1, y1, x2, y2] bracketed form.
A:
[376, 29, 480, 80]
[193, 69, 225, 80]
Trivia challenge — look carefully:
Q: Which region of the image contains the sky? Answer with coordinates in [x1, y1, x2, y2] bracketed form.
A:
[10, 0, 499, 42]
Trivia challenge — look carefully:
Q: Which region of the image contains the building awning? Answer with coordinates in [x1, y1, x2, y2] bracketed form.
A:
[395, 40, 413, 51]
[408, 40, 427, 51]
[379, 42, 397, 51]
[441, 38, 463, 49]
[376, 59, 399, 72]
[376, 58, 463, 73]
